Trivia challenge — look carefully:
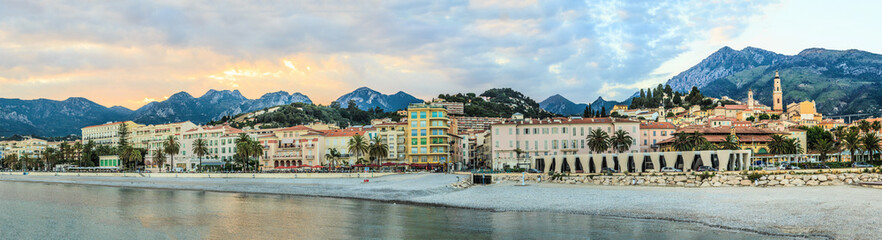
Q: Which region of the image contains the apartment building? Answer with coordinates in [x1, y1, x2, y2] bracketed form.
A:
[81, 121, 142, 146]
[405, 104, 452, 166]
[490, 117, 641, 170]
[179, 125, 244, 170]
[639, 122, 677, 152]
[323, 127, 368, 165]
[374, 122, 407, 162]
[133, 121, 198, 166]
[0, 136, 49, 159]
[264, 125, 324, 169]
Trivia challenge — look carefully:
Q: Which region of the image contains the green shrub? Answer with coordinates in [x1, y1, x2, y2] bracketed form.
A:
[744, 172, 765, 181]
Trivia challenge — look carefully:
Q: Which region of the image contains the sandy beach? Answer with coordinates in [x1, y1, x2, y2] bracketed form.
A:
[3, 173, 880, 239]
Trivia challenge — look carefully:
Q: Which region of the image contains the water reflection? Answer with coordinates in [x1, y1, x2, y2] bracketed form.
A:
[0, 182, 798, 239]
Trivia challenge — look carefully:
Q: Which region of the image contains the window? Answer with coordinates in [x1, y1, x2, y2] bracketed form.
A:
[509, 141, 512, 147]
[420, 121, 427, 127]
[420, 147, 427, 153]
[421, 138, 427, 145]
[644, 140, 647, 145]
[552, 128, 558, 134]
[420, 129, 426, 136]
[508, 128, 512, 135]
[533, 128, 538, 134]
[412, 138, 418, 145]
[420, 112, 426, 118]
[411, 121, 417, 127]
[544, 140, 548, 150]
[516, 141, 520, 149]
[524, 128, 529, 135]
[495, 141, 499, 147]
[580, 127, 584, 136]
[661, 131, 667, 136]
[562, 128, 567, 134]
[552, 140, 558, 149]
[411, 147, 417, 154]
[411, 130, 417, 136]
[653, 131, 656, 136]
[572, 128, 576, 136]
[534, 141, 538, 150]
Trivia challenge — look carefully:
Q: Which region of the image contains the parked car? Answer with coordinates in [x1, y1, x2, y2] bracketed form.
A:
[660, 167, 682, 172]
[816, 164, 831, 169]
[601, 168, 618, 173]
[778, 164, 800, 170]
[527, 168, 542, 173]
[696, 166, 717, 172]
[853, 162, 874, 168]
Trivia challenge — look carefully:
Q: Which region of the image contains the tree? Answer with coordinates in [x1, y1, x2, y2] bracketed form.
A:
[600, 106, 607, 117]
[73, 141, 83, 165]
[234, 133, 262, 171]
[324, 148, 342, 168]
[128, 149, 142, 171]
[609, 130, 634, 153]
[59, 142, 70, 164]
[858, 120, 871, 134]
[368, 136, 389, 165]
[164, 136, 181, 172]
[873, 121, 882, 133]
[758, 114, 771, 120]
[117, 122, 129, 154]
[152, 146, 167, 172]
[686, 131, 708, 150]
[672, 132, 693, 151]
[768, 135, 789, 155]
[746, 116, 756, 122]
[813, 138, 836, 162]
[42, 148, 58, 171]
[800, 126, 834, 151]
[861, 133, 881, 162]
[666, 112, 675, 118]
[718, 135, 740, 150]
[586, 128, 610, 153]
[770, 114, 780, 120]
[192, 138, 209, 172]
[347, 134, 369, 166]
[841, 130, 861, 163]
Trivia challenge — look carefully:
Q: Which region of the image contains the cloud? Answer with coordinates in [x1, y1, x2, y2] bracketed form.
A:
[0, 0, 775, 109]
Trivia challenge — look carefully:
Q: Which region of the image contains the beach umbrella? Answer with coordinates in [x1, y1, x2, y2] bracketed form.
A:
[312, 165, 325, 168]
[353, 164, 365, 167]
[381, 162, 397, 166]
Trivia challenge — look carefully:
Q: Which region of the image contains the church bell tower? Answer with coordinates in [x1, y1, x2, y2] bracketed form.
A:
[773, 70, 783, 111]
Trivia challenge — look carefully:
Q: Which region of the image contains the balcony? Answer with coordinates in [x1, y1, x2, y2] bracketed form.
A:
[278, 143, 302, 149]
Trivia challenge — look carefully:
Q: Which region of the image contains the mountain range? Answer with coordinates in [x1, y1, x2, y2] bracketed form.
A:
[538, 46, 882, 117]
[538, 94, 630, 116]
[3, 46, 882, 136]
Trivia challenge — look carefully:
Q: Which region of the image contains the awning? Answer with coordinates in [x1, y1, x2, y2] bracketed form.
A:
[200, 162, 226, 166]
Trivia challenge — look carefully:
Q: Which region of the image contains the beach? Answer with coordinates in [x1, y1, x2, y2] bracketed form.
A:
[3, 173, 880, 239]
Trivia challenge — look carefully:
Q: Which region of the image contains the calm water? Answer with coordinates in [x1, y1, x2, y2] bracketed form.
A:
[0, 181, 795, 240]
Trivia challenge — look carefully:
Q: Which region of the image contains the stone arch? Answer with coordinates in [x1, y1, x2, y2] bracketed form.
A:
[561, 158, 571, 173]
[575, 157, 583, 173]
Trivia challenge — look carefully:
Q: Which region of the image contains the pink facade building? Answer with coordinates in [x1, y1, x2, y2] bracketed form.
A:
[639, 122, 677, 152]
[490, 117, 640, 170]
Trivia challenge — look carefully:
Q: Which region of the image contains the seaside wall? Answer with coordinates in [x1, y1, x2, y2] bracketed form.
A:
[0, 171, 397, 179]
[491, 172, 882, 187]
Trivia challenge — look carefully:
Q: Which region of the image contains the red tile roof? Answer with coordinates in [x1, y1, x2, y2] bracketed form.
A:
[640, 122, 676, 129]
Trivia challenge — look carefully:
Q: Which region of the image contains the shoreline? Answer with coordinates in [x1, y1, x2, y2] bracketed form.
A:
[2, 174, 872, 239]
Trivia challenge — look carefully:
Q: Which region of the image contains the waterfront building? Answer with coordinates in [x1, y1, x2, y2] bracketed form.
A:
[180, 125, 244, 170]
[374, 122, 407, 162]
[639, 122, 676, 152]
[323, 127, 368, 164]
[133, 121, 198, 167]
[490, 117, 640, 170]
[405, 103, 452, 167]
[530, 150, 753, 173]
[262, 125, 325, 169]
[81, 121, 143, 146]
[98, 155, 121, 167]
[0, 136, 49, 159]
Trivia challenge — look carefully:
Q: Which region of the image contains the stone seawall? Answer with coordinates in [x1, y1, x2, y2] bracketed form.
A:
[492, 172, 882, 187]
[0, 171, 397, 179]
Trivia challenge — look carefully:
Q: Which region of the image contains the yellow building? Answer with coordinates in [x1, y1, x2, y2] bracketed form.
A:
[0, 136, 49, 159]
[405, 103, 451, 166]
[81, 121, 143, 146]
[786, 100, 823, 126]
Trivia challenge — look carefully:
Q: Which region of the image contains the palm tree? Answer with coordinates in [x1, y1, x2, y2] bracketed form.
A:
[609, 129, 634, 153]
[129, 149, 142, 171]
[324, 148, 342, 168]
[841, 130, 861, 163]
[368, 136, 389, 165]
[59, 142, 70, 164]
[697, 141, 718, 151]
[686, 131, 707, 150]
[813, 138, 836, 162]
[152, 146, 167, 172]
[861, 133, 881, 162]
[718, 135, 740, 150]
[73, 141, 83, 164]
[859, 120, 871, 134]
[347, 134, 369, 165]
[873, 121, 882, 133]
[586, 128, 611, 153]
[164, 136, 180, 172]
[672, 132, 692, 151]
[192, 138, 209, 172]
[768, 135, 789, 155]
[120, 145, 134, 170]
[42, 148, 57, 171]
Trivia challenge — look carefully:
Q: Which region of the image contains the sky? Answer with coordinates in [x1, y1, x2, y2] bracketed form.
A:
[1, 0, 881, 110]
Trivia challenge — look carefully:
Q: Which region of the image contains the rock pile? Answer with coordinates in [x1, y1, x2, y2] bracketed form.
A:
[491, 172, 882, 187]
